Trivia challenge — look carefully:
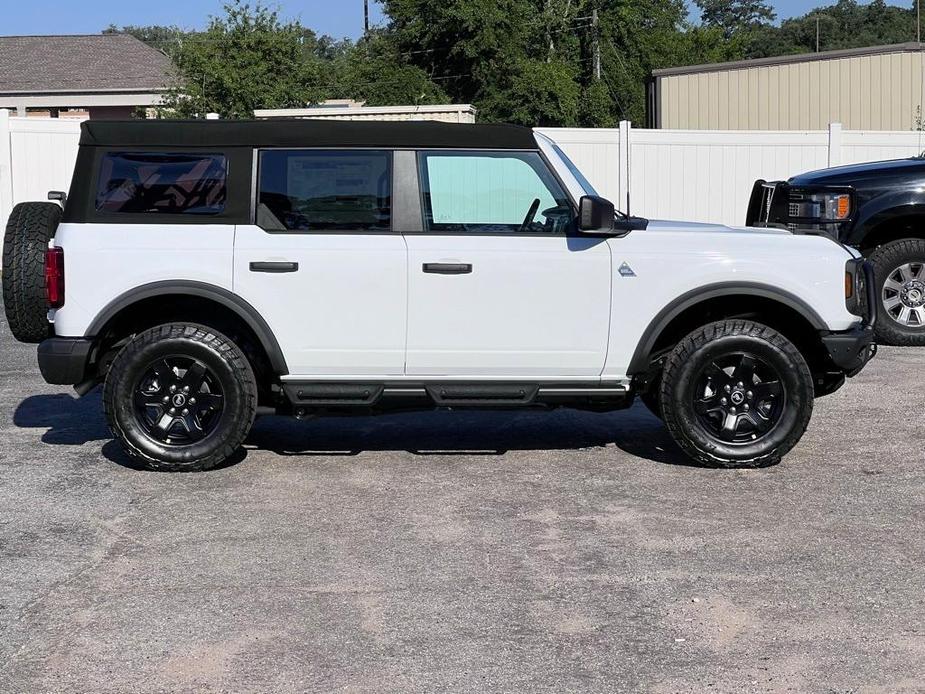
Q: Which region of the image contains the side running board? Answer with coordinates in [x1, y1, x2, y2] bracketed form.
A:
[281, 382, 629, 411]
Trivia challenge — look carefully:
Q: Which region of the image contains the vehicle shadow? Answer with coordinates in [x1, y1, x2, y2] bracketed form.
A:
[13, 391, 695, 469]
[245, 406, 696, 468]
[13, 389, 111, 445]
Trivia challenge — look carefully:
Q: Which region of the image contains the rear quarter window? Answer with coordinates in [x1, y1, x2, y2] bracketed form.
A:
[96, 152, 228, 215]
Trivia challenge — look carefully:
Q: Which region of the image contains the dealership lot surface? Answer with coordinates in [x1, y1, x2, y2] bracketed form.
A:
[0, 308, 923, 693]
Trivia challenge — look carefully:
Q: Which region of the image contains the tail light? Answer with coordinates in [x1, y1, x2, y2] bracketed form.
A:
[45, 247, 64, 308]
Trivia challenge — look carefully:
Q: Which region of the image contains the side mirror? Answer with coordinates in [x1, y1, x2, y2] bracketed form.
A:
[579, 195, 616, 232]
[614, 215, 648, 232]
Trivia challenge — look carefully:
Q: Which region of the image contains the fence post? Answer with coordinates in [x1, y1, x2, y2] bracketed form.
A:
[0, 109, 14, 230]
[618, 120, 632, 214]
[828, 122, 843, 167]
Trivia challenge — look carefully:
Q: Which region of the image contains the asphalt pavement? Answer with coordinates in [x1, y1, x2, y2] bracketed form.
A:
[1, 306, 923, 693]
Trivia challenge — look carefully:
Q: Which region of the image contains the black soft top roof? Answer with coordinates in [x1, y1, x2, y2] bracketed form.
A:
[79, 119, 538, 150]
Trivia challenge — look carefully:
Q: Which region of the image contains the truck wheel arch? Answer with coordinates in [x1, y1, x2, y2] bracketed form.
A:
[86, 280, 289, 376]
[854, 207, 925, 251]
[627, 283, 827, 376]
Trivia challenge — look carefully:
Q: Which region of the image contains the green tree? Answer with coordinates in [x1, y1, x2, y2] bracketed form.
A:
[326, 31, 449, 107]
[103, 24, 189, 57]
[159, 1, 326, 118]
[746, 0, 917, 58]
[695, 0, 775, 38]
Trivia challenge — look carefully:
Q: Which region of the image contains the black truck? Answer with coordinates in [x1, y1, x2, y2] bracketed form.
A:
[748, 158, 925, 346]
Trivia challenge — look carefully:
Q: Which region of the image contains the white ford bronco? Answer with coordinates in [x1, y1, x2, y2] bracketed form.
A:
[2, 120, 876, 471]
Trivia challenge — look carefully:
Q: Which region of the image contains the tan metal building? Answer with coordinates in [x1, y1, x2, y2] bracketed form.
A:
[649, 43, 925, 131]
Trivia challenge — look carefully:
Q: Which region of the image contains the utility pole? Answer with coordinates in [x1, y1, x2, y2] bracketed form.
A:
[918, 0, 921, 44]
[816, 15, 821, 52]
[364, 0, 370, 35]
[592, 9, 601, 81]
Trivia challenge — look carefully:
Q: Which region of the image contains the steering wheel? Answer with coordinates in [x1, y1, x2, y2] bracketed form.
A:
[518, 198, 541, 233]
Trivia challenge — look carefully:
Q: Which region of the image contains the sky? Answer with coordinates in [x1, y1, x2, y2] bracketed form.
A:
[0, 1, 911, 40]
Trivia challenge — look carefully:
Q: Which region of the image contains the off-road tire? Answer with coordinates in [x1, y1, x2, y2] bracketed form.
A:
[868, 238, 925, 346]
[104, 323, 257, 472]
[660, 320, 814, 469]
[2, 202, 61, 343]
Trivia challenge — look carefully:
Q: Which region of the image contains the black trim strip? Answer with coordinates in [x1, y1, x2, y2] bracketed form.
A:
[626, 282, 829, 375]
[85, 280, 289, 376]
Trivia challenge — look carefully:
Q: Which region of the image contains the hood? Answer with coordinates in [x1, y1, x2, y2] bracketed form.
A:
[789, 157, 925, 185]
[646, 219, 790, 235]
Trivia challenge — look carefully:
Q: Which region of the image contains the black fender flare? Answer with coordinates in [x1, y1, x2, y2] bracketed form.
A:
[86, 280, 289, 375]
[626, 282, 828, 375]
[847, 198, 925, 247]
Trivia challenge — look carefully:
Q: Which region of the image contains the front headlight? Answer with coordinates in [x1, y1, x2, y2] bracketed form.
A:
[789, 190, 853, 222]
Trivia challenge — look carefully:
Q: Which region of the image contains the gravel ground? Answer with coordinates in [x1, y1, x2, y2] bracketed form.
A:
[0, 308, 923, 693]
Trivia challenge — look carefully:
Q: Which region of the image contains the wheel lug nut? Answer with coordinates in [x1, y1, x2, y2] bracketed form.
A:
[190, 398, 196, 405]
[170, 408, 177, 414]
[730, 406, 737, 414]
[169, 385, 177, 393]
[725, 385, 732, 393]
[744, 404, 750, 411]
[737, 382, 744, 388]
[721, 397, 728, 405]
[183, 386, 190, 393]
[182, 408, 189, 415]
[162, 396, 170, 403]
[747, 391, 753, 399]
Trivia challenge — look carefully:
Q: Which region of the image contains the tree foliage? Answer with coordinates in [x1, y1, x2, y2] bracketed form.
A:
[695, 0, 775, 38]
[159, 1, 326, 118]
[107, 0, 925, 126]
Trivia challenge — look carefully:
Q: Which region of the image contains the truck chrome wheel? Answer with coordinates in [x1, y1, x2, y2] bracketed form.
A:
[692, 352, 785, 445]
[882, 262, 925, 328]
[133, 355, 225, 445]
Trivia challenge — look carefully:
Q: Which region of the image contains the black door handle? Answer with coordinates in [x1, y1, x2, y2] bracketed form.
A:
[250, 261, 299, 273]
[423, 263, 473, 275]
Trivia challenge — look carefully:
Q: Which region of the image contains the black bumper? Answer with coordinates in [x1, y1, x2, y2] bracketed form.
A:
[37, 338, 94, 385]
[822, 326, 877, 377]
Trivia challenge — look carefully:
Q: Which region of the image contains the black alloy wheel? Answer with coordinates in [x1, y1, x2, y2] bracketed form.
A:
[692, 352, 785, 445]
[133, 356, 225, 445]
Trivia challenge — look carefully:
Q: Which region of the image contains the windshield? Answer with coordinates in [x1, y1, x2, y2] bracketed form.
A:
[551, 143, 599, 197]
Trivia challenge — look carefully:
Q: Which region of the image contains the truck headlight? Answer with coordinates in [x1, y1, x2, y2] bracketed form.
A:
[789, 190, 853, 222]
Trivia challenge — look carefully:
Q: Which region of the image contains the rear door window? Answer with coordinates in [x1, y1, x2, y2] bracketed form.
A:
[96, 152, 227, 215]
[256, 150, 392, 232]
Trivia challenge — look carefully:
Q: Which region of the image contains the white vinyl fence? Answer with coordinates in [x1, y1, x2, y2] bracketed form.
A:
[3, 110, 925, 231]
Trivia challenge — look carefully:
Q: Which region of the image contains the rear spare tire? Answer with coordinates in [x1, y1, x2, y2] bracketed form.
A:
[2, 202, 61, 343]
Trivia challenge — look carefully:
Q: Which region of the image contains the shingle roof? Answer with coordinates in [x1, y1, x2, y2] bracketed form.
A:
[0, 34, 172, 95]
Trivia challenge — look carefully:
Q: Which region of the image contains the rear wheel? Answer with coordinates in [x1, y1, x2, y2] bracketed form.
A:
[104, 324, 257, 472]
[869, 238, 925, 346]
[660, 320, 814, 469]
[2, 202, 61, 343]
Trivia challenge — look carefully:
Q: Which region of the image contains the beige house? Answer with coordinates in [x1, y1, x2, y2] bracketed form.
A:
[0, 34, 171, 119]
[255, 101, 477, 123]
[649, 43, 925, 131]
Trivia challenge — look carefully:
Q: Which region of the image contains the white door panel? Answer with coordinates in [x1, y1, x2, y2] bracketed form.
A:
[51, 223, 235, 337]
[233, 225, 407, 376]
[405, 235, 612, 377]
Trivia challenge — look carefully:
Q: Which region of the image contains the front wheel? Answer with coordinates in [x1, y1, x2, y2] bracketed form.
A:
[869, 238, 925, 346]
[660, 320, 814, 469]
[103, 324, 258, 472]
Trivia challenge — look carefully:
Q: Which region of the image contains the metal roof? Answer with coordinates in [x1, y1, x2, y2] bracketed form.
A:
[0, 34, 172, 95]
[652, 42, 925, 78]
